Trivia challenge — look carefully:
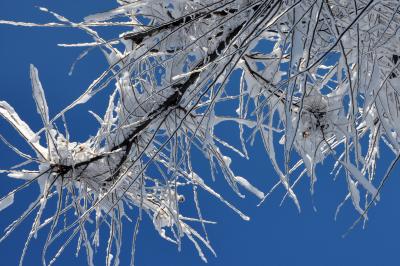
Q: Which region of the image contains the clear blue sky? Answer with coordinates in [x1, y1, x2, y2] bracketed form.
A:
[1, 1, 400, 266]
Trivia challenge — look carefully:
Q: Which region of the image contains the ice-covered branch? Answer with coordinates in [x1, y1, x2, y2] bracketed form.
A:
[1, 0, 400, 265]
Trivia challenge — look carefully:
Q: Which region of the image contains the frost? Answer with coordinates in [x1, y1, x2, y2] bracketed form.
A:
[0, 194, 14, 212]
[341, 161, 379, 200]
[348, 178, 363, 215]
[1, 0, 400, 265]
[234, 176, 265, 200]
[30, 64, 49, 125]
[0, 101, 47, 158]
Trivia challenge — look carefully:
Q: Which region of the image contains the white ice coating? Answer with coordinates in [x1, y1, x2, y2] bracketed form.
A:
[0, 0, 399, 265]
[0, 194, 14, 212]
[234, 176, 265, 200]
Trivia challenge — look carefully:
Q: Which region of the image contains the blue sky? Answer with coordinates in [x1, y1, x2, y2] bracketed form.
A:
[1, 1, 400, 265]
